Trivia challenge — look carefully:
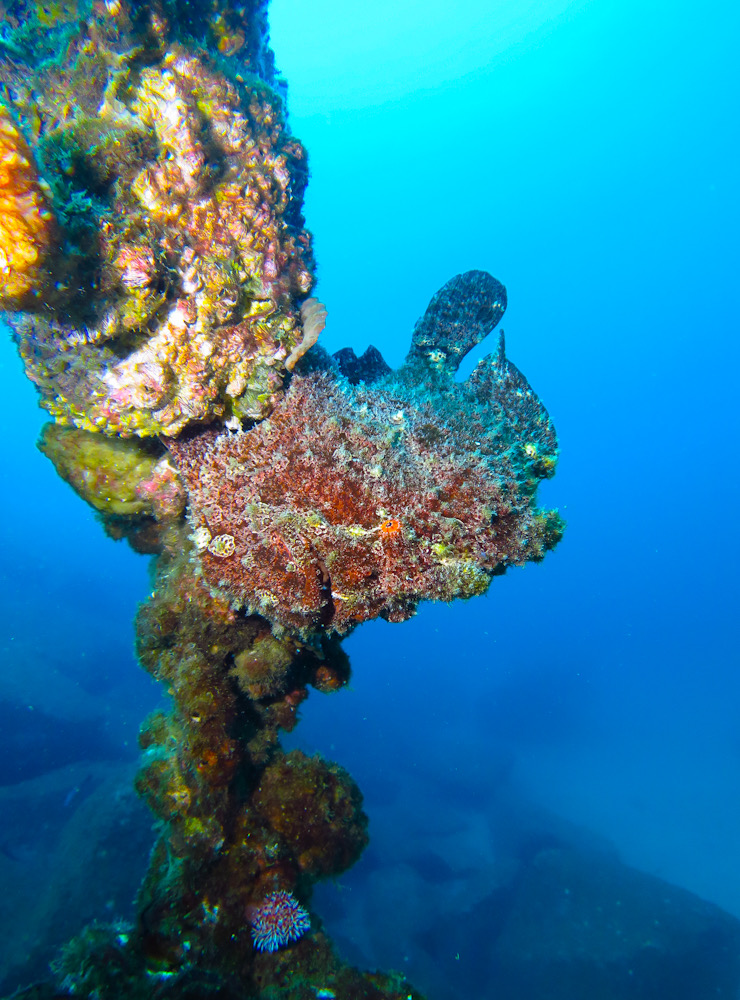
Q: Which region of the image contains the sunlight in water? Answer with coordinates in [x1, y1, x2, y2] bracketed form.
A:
[270, 0, 593, 111]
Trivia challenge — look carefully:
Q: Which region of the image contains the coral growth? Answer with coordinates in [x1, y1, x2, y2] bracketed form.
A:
[3, 5, 314, 437]
[254, 751, 369, 879]
[170, 271, 563, 636]
[286, 296, 328, 370]
[0, 105, 56, 308]
[126, 534, 413, 998]
[39, 424, 185, 520]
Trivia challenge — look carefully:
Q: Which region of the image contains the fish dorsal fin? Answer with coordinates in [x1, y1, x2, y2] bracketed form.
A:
[402, 270, 507, 381]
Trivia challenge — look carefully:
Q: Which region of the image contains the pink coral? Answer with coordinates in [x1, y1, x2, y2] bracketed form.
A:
[10, 54, 314, 437]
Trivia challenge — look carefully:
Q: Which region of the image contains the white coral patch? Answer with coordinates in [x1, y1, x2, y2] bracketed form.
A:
[208, 533, 236, 558]
[192, 525, 212, 552]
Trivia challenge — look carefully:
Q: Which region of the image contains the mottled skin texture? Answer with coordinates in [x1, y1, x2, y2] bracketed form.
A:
[403, 269, 508, 377]
[333, 344, 392, 384]
[169, 271, 563, 637]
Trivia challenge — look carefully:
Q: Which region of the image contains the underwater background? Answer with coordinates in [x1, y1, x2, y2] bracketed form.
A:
[0, 0, 738, 997]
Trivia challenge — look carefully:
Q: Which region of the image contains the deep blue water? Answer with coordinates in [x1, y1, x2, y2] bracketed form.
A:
[1, 0, 738, 995]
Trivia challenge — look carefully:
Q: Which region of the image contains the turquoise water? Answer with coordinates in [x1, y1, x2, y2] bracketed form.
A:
[1, 1, 738, 996]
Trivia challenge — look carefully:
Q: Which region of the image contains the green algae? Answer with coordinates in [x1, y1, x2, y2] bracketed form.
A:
[39, 424, 164, 515]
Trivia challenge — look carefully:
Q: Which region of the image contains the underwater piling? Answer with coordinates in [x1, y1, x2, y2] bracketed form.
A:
[0, 3, 561, 997]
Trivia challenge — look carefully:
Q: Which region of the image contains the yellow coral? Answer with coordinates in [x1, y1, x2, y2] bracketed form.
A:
[0, 106, 56, 307]
[10, 55, 314, 437]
